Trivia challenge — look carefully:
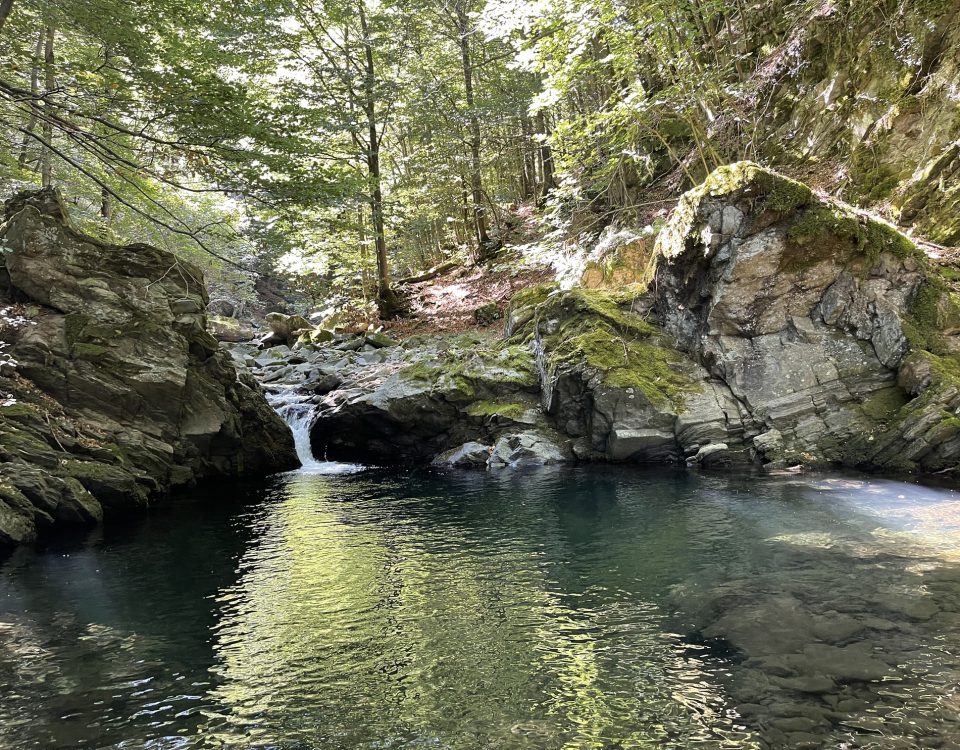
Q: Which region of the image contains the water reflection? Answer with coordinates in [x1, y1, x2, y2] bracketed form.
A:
[0, 468, 959, 748]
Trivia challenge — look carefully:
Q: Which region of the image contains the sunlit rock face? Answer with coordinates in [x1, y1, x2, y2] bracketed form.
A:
[0, 188, 297, 545]
[652, 162, 960, 472]
[273, 164, 960, 476]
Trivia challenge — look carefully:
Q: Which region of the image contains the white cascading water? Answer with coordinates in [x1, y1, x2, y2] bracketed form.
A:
[268, 388, 363, 475]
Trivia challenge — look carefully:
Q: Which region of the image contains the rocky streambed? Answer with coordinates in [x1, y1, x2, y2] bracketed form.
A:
[250, 163, 960, 480]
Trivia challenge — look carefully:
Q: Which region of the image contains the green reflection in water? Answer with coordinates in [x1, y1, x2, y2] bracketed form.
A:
[1, 467, 960, 749]
[200, 471, 755, 749]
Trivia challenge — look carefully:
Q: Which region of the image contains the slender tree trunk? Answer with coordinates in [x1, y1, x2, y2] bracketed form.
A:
[40, 26, 55, 187]
[17, 28, 43, 170]
[520, 115, 536, 200]
[456, 4, 492, 260]
[358, 1, 402, 318]
[0, 0, 14, 34]
[358, 205, 370, 304]
[536, 110, 555, 204]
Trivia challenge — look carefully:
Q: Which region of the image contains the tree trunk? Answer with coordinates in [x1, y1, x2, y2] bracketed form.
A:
[0, 0, 14, 34]
[456, 4, 492, 260]
[40, 26, 54, 187]
[17, 27, 43, 170]
[536, 109, 555, 205]
[358, 1, 403, 319]
[358, 204, 370, 304]
[520, 114, 536, 200]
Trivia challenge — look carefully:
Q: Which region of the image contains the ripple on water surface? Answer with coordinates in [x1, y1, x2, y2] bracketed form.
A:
[1, 467, 960, 749]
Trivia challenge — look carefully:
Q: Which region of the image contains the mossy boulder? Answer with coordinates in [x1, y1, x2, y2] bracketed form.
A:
[653, 162, 960, 473]
[309, 332, 543, 463]
[518, 287, 744, 463]
[0, 188, 297, 546]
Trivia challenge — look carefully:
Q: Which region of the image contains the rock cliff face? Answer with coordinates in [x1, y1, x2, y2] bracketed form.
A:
[653, 162, 960, 472]
[0, 189, 297, 545]
[293, 163, 960, 477]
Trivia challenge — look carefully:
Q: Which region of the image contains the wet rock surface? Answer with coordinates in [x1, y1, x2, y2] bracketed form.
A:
[0, 189, 297, 545]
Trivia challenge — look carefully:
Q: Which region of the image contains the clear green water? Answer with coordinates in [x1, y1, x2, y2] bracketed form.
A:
[2, 466, 960, 749]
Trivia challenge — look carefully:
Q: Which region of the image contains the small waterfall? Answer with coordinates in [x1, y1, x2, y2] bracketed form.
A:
[268, 389, 363, 475]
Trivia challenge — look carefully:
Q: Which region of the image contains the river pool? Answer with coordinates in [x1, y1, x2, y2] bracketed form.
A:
[2, 465, 960, 749]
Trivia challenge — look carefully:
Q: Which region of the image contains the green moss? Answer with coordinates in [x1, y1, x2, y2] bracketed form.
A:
[63, 312, 90, 345]
[681, 162, 814, 214]
[465, 400, 528, 420]
[71, 343, 109, 360]
[901, 280, 960, 355]
[783, 201, 920, 273]
[508, 282, 558, 313]
[754, 169, 815, 214]
[398, 361, 436, 383]
[550, 288, 658, 338]
[0, 481, 29, 507]
[786, 205, 861, 247]
[0, 401, 42, 420]
[936, 266, 960, 283]
[859, 387, 909, 423]
[850, 146, 902, 203]
[545, 317, 695, 409]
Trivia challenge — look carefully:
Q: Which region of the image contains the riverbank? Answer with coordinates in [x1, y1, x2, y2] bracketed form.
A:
[250, 163, 960, 480]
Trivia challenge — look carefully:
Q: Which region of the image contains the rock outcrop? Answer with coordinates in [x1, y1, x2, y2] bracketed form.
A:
[0, 189, 297, 545]
[263, 163, 960, 477]
[652, 162, 960, 472]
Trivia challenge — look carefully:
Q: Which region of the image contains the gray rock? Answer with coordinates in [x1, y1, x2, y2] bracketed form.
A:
[432, 442, 492, 468]
[264, 312, 311, 341]
[489, 431, 567, 467]
[365, 331, 399, 348]
[687, 442, 731, 467]
[0, 187, 297, 546]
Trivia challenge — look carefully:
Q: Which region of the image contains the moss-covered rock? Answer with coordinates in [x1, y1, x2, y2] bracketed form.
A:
[654, 162, 960, 474]
[0, 188, 297, 547]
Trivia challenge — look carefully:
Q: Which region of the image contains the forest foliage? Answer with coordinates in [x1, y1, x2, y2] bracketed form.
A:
[0, 0, 956, 317]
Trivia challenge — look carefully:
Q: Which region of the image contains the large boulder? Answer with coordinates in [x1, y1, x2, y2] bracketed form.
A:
[265, 312, 312, 344]
[509, 285, 748, 464]
[652, 162, 960, 472]
[0, 188, 297, 545]
[304, 332, 545, 463]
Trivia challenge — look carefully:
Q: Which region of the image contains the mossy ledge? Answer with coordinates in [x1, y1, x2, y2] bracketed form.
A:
[530, 288, 698, 411]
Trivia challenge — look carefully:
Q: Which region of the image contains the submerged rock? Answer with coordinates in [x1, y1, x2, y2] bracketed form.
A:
[0, 188, 297, 545]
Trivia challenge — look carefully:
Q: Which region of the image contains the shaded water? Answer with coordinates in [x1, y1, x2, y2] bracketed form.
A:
[2, 466, 960, 749]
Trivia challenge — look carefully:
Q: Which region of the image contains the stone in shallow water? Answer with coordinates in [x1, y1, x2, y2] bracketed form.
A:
[432, 442, 492, 468]
[772, 674, 837, 694]
[770, 716, 820, 733]
[872, 593, 940, 621]
[796, 643, 898, 682]
[812, 612, 864, 643]
[702, 595, 816, 656]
